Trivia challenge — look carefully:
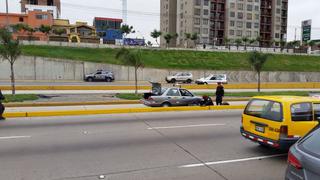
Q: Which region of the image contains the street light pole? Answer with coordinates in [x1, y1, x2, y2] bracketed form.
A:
[5, 0, 9, 27]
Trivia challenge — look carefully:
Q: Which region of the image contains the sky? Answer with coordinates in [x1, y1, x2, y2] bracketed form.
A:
[0, 0, 319, 43]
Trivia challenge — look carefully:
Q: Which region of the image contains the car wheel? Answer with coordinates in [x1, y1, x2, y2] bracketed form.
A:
[186, 79, 192, 84]
[204, 82, 208, 85]
[105, 77, 112, 82]
[161, 102, 171, 107]
[171, 79, 176, 83]
[87, 77, 93, 82]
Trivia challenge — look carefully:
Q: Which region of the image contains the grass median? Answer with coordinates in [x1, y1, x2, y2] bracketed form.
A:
[3, 94, 39, 103]
[116, 91, 315, 100]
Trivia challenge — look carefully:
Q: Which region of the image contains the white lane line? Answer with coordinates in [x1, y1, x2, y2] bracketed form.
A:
[147, 123, 226, 130]
[179, 153, 287, 168]
[0, 136, 31, 140]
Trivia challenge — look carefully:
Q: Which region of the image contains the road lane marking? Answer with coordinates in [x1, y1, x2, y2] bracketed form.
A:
[0, 136, 31, 140]
[147, 123, 226, 130]
[179, 153, 287, 168]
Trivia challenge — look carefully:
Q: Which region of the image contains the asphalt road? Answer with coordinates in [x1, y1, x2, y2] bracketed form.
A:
[0, 111, 288, 180]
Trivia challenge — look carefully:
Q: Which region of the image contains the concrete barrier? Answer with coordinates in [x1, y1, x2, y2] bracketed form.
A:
[3, 105, 246, 118]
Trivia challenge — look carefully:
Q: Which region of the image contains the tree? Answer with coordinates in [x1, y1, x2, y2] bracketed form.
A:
[280, 40, 286, 53]
[22, 24, 36, 41]
[150, 29, 162, 46]
[184, 33, 191, 48]
[39, 25, 51, 36]
[242, 37, 249, 51]
[256, 36, 262, 51]
[0, 29, 22, 95]
[147, 41, 153, 47]
[235, 39, 242, 50]
[271, 39, 277, 52]
[115, 48, 144, 94]
[163, 33, 173, 48]
[223, 37, 231, 50]
[54, 28, 65, 36]
[120, 24, 135, 44]
[248, 51, 269, 92]
[249, 39, 256, 49]
[308, 40, 316, 49]
[190, 33, 198, 48]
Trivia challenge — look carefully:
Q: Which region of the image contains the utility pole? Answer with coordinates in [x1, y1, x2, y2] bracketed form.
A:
[5, 0, 9, 27]
[213, 1, 218, 48]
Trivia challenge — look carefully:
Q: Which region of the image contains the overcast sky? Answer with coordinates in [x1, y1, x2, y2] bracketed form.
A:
[1, 0, 319, 43]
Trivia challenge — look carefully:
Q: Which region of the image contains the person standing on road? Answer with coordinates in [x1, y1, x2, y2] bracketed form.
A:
[0, 90, 5, 120]
[215, 82, 224, 106]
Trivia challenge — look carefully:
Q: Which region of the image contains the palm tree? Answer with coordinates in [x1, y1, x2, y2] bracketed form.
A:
[115, 48, 144, 94]
[223, 37, 231, 50]
[242, 37, 249, 51]
[235, 39, 242, 50]
[308, 40, 316, 49]
[184, 33, 191, 48]
[271, 39, 277, 52]
[163, 34, 173, 49]
[39, 24, 52, 42]
[120, 25, 135, 45]
[150, 29, 162, 46]
[256, 36, 262, 51]
[248, 51, 269, 92]
[249, 39, 256, 49]
[280, 40, 287, 53]
[190, 33, 198, 48]
[0, 28, 22, 95]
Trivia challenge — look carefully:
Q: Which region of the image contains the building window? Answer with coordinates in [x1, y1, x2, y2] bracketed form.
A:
[47, 0, 54, 6]
[28, 0, 38, 5]
[195, 0, 201, 6]
[230, 20, 235, 27]
[237, 21, 243, 28]
[254, 23, 259, 28]
[19, 17, 24, 22]
[236, 30, 242, 36]
[203, 19, 209, 25]
[247, 4, 253, 11]
[247, 13, 252, 20]
[246, 22, 252, 29]
[230, 30, 234, 35]
[238, 3, 244, 10]
[246, 31, 252, 37]
[237, 12, 243, 19]
[230, 3, 235, 9]
[194, 8, 201, 16]
[204, 0, 209, 6]
[203, 9, 209, 16]
[203, 28, 208, 34]
[255, 6, 259, 11]
[230, 12, 235, 17]
[275, 33, 280, 38]
[36, 14, 48, 20]
[195, 18, 200, 25]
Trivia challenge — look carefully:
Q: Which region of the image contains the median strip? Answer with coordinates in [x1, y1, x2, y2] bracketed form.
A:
[3, 105, 246, 118]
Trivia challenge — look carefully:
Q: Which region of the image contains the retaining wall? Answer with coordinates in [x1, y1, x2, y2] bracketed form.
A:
[1, 56, 320, 82]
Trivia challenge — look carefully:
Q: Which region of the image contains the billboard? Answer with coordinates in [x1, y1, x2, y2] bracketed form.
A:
[302, 20, 312, 42]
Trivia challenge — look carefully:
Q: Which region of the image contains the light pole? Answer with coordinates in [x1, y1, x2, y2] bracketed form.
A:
[5, 0, 9, 27]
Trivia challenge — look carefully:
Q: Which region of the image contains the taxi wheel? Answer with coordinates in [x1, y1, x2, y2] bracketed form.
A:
[161, 102, 171, 107]
[258, 143, 270, 148]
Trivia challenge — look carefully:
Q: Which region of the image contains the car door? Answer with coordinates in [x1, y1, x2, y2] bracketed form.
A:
[176, 73, 184, 81]
[208, 75, 217, 84]
[288, 102, 319, 138]
[180, 89, 197, 105]
[165, 88, 182, 106]
[94, 72, 103, 81]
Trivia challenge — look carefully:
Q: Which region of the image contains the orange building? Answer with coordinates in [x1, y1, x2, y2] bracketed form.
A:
[0, 11, 53, 41]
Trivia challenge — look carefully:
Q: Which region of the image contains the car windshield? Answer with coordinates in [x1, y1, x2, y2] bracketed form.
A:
[244, 99, 283, 122]
[299, 126, 320, 158]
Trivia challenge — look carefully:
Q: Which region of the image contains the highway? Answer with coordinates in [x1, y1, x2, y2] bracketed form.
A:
[0, 111, 288, 180]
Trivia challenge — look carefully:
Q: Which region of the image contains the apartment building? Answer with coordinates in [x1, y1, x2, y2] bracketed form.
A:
[160, 0, 177, 47]
[21, 0, 61, 19]
[160, 0, 288, 47]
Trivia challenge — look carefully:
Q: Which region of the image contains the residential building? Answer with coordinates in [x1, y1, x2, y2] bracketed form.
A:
[160, 0, 177, 47]
[21, 0, 61, 19]
[0, 11, 53, 41]
[160, 0, 288, 47]
[93, 17, 123, 44]
[50, 20, 99, 43]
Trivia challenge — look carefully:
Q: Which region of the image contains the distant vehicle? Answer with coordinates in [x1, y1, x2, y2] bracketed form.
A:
[195, 74, 227, 85]
[84, 70, 115, 82]
[241, 96, 319, 150]
[285, 125, 320, 180]
[165, 72, 193, 84]
[141, 87, 202, 107]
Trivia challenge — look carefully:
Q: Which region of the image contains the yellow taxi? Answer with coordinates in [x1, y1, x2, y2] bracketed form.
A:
[240, 96, 320, 149]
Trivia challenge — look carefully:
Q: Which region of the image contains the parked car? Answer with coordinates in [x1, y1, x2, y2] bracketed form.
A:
[196, 74, 227, 85]
[165, 72, 193, 84]
[240, 96, 319, 150]
[285, 125, 320, 180]
[84, 70, 115, 82]
[141, 87, 202, 107]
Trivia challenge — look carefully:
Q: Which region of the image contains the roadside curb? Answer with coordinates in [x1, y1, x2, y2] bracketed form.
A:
[4, 98, 249, 107]
[3, 105, 246, 118]
[1, 82, 320, 90]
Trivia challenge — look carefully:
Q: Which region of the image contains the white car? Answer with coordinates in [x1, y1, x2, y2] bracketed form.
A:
[165, 72, 193, 84]
[195, 74, 227, 85]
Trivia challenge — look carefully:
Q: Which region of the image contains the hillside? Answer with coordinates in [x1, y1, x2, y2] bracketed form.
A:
[21, 45, 320, 72]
